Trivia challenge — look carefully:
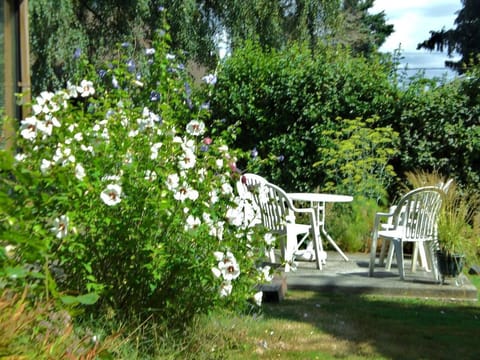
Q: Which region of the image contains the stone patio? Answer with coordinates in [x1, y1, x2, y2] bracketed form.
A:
[266, 251, 478, 302]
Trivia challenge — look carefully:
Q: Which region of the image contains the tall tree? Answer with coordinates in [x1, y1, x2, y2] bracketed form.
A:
[339, 0, 393, 55]
[417, 0, 480, 72]
[29, 0, 156, 92]
[29, 0, 394, 92]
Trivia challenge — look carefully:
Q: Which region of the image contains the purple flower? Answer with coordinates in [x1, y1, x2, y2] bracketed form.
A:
[126, 59, 136, 73]
[98, 69, 107, 78]
[200, 145, 209, 152]
[277, 155, 285, 162]
[184, 82, 192, 109]
[202, 74, 217, 85]
[73, 47, 82, 59]
[121, 42, 131, 48]
[251, 147, 258, 158]
[150, 91, 161, 102]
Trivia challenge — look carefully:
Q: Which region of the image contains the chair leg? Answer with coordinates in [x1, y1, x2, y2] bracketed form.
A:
[379, 238, 389, 266]
[311, 227, 323, 271]
[415, 242, 430, 272]
[412, 243, 419, 272]
[278, 237, 286, 266]
[393, 239, 405, 280]
[284, 229, 298, 272]
[426, 242, 440, 283]
[369, 232, 379, 277]
[267, 247, 276, 263]
[385, 242, 395, 271]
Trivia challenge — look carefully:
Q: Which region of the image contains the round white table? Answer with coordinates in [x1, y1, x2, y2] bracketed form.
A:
[288, 193, 354, 261]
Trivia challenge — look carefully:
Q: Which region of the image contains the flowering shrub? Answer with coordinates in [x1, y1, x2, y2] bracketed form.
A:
[0, 28, 272, 327]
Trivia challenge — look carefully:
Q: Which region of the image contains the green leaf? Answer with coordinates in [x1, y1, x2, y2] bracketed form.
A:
[60, 292, 100, 305]
[5, 266, 28, 278]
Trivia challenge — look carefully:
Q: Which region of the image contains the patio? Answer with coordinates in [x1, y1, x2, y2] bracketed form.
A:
[267, 251, 478, 302]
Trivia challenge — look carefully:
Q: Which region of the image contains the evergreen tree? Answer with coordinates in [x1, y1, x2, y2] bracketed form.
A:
[417, 0, 480, 72]
[340, 0, 393, 55]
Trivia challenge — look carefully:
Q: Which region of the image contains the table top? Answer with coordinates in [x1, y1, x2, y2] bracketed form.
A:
[287, 192, 353, 203]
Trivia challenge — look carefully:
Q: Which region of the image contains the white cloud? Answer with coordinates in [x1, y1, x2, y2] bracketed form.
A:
[371, 0, 461, 52]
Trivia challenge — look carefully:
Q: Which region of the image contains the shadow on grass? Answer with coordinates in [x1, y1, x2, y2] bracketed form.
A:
[262, 288, 480, 359]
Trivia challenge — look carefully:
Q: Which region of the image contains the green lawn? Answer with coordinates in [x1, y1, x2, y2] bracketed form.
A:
[193, 276, 480, 360]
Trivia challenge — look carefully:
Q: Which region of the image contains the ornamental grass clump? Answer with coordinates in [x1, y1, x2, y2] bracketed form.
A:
[0, 24, 272, 329]
[437, 182, 480, 263]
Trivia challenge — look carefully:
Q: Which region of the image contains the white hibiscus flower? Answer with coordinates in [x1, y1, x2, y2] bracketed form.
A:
[178, 149, 196, 170]
[144, 170, 157, 181]
[253, 291, 263, 306]
[20, 116, 40, 141]
[77, 79, 95, 97]
[166, 173, 180, 190]
[51, 215, 69, 239]
[202, 74, 217, 85]
[219, 280, 233, 297]
[100, 184, 122, 206]
[221, 183, 233, 195]
[40, 159, 53, 174]
[33, 91, 59, 114]
[217, 251, 240, 281]
[184, 214, 201, 231]
[75, 163, 86, 180]
[174, 183, 199, 202]
[264, 233, 276, 247]
[186, 120, 206, 136]
[259, 265, 274, 282]
[38, 114, 61, 137]
[150, 142, 162, 160]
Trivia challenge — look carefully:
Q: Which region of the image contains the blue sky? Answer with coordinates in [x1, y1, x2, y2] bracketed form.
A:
[370, 0, 462, 77]
[371, 0, 462, 53]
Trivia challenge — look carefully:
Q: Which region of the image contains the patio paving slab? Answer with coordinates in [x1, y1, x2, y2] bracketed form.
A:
[282, 251, 478, 301]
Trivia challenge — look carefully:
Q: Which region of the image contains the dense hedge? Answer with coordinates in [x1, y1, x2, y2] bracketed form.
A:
[209, 41, 480, 195]
[395, 75, 480, 189]
[209, 41, 399, 193]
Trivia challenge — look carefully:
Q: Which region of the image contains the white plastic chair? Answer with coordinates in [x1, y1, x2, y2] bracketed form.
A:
[369, 186, 444, 281]
[236, 173, 269, 228]
[379, 179, 454, 272]
[239, 175, 322, 271]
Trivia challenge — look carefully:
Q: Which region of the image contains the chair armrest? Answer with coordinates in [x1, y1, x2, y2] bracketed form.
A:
[286, 207, 316, 225]
[376, 212, 393, 217]
[374, 211, 394, 230]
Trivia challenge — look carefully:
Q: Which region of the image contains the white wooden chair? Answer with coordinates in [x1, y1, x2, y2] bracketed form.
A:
[369, 186, 444, 281]
[238, 174, 322, 271]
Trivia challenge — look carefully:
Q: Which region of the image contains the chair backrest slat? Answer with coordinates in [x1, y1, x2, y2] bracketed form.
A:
[394, 186, 444, 241]
[238, 174, 297, 234]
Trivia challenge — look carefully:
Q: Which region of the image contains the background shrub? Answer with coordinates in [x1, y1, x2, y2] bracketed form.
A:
[395, 73, 480, 189]
[209, 41, 399, 192]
